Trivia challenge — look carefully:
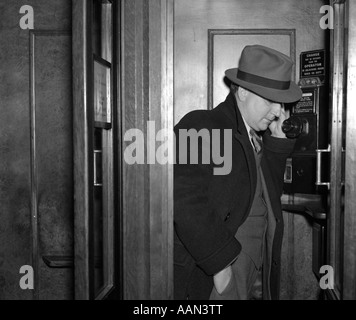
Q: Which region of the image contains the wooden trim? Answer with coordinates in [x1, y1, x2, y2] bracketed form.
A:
[42, 256, 74, 268]
[72, 0, 94, 300]
[93, 54, 112, 67]
[287, 212, 295, 299]
[165, 0, 174, 300]
[207, 29, 296, 110]
[29, 29, 71, 301]
[147, 0, 174, 299]
[95, 284, 114, 300]
[119, 0, 126, 300]
[96, 2, 115, 295]
[120, 0, 173, 299]
[343, 0, 356, 300]
[121, 0, 150, 299]
[29, 30, 38, 301]
[101, 128, 115, 295]
[114, 0, 124, 300]
[328, 1, 346, 300]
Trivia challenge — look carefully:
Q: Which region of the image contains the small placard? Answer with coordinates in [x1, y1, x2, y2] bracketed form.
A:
[293, 88, 316, 114]
[300, 50, 325, 82]
[94, 55, 111, 129]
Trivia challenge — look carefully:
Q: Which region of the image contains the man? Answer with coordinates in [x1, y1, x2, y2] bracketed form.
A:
[174, 45, 302, 300]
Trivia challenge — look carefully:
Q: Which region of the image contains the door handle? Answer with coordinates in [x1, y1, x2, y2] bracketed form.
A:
[94, 149, 103, 187]
[316, 145, 330, 189]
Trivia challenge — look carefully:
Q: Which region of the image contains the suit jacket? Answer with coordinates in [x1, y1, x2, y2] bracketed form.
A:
[174, 91, 295, 300]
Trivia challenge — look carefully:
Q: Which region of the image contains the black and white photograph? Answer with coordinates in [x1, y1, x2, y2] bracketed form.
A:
[0, 0, 355, 309]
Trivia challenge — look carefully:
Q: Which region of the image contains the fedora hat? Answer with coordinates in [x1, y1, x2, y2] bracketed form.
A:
[225, 45, 302, 103]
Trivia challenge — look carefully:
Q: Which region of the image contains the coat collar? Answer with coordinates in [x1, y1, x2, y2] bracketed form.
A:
[218, 91, 257, 212]
[219, 91, 248, 137]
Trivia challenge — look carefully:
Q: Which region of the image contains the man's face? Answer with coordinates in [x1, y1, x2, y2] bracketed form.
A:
[241, 89, 282, 132]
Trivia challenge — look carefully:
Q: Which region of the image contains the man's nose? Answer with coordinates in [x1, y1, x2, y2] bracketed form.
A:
[271, 103, 282, 118]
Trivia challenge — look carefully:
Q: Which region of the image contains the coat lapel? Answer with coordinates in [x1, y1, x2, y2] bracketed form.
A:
[220, 91, 257, 212]
[234, 132, 257, 211]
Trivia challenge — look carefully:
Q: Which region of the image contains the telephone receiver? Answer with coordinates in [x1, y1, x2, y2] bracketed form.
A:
[282, 116, 310, 139]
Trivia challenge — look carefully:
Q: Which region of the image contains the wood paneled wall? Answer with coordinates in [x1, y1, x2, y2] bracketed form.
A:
[0, 0, 73, 300]
[121, 0, 173, 299]
[32, 30, 73, 300]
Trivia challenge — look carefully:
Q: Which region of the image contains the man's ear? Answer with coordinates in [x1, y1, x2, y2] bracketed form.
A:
[237, 86, 248, 101]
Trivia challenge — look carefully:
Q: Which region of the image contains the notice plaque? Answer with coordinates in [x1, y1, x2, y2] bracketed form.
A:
[300, 50, 325, 82]
[292, 88, 316, 114]
[94, 55, 111, 129]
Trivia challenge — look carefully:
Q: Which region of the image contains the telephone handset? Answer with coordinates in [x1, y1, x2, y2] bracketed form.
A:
[282, 115, 310, 139]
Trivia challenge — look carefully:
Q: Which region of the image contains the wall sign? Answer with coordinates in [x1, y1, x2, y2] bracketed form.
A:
[300, 50, 325, 82]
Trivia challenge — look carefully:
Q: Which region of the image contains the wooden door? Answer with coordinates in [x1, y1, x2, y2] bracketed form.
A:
[73, 0, 120, 300]
[174, 0, 328, 299]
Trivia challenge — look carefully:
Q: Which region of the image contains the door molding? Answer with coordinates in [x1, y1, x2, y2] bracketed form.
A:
[328, 0, 346, 300]
[208, 29, 296, 110]
[343, 0, 356, 300]
[120, 0, 174, 299]
[160, 0, 174, 300]
[72, 0, 94, 300]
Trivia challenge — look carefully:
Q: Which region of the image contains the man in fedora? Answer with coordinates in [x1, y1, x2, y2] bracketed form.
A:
[174, 45, 302, 300]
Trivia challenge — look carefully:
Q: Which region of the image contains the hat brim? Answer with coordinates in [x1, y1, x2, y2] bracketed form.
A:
[225, 68, 302, 103]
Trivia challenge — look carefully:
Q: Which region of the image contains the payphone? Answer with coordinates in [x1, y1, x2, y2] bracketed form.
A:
[283, 77, 329, 196]
[282, 48, 330, 280]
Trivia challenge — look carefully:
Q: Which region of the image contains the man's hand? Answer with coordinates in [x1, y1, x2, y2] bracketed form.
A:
[269, 104, 287, 138]
[213, 265, 232, 294]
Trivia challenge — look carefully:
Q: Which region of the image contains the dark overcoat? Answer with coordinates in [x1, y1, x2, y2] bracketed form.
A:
[174, 91, 295, 300]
